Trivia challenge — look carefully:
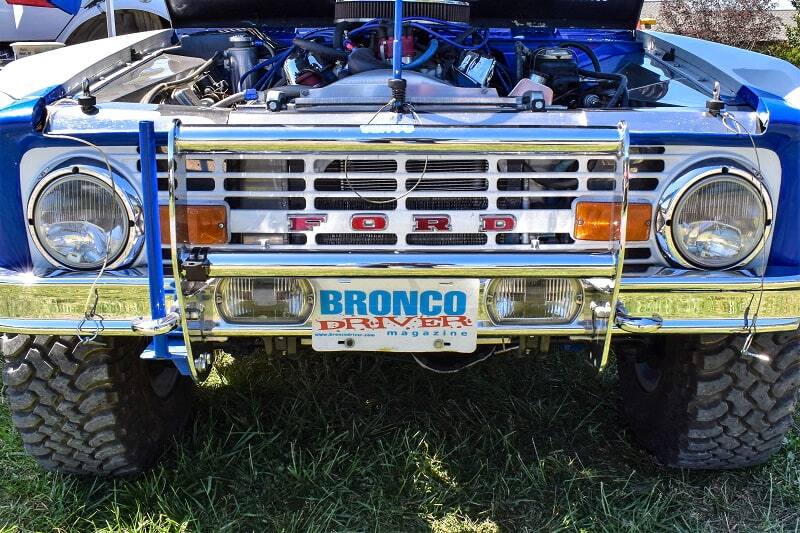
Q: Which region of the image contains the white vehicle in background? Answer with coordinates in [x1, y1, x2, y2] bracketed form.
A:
[1, 0, 169, 62]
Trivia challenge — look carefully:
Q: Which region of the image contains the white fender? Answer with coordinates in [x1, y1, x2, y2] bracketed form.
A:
[55, 0, 171, 43]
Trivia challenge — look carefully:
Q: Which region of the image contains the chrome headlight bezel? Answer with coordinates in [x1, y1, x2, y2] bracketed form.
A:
[26, 165, 144, 271]
[656, 165, 772, 270]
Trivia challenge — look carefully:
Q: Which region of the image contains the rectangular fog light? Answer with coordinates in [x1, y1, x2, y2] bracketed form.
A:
[487, 278, 583, 324]
[217, 277, 313, 324]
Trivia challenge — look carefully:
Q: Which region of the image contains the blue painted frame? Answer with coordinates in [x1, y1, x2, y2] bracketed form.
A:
[138, 121, 169, 358]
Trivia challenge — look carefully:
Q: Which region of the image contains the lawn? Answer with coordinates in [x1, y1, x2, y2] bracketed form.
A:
[1, 349, 799, 532]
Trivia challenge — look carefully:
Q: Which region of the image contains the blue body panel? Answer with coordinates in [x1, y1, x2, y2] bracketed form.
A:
[747, 92, 800, 268]
[0, 96, 45, 270]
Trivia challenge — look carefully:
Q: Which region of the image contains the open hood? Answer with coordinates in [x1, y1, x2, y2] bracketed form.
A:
[165, 0, 645, 30]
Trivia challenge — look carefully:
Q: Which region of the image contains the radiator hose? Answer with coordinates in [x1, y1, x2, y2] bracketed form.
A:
[577, 68, 629, 108]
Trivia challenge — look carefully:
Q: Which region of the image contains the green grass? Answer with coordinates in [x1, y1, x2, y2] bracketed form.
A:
[1, 350, 800, 532]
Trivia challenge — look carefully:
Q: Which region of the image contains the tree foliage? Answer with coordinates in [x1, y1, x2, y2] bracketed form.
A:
[659, 0, 780, 50]
[768, 0, 800, 65]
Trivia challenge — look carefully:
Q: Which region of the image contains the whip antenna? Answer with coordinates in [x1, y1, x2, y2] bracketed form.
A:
[388, 0, 408, 111]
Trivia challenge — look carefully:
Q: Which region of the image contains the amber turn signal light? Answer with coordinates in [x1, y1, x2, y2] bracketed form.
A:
[159, 205, 228, 245]
[574, 202, 652, 242]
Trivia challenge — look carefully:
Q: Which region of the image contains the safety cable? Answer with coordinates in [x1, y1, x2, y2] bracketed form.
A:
[42, 99, 118, 344]
[719, 110, 770, 360]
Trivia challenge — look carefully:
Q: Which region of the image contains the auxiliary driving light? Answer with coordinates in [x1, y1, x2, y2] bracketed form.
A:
[217, 277, 313, 324]
[487, 278, 582, 324]
[657, 167, 771, 269]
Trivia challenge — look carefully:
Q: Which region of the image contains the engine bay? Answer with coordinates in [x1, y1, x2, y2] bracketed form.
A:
[94, 0, 713, 112]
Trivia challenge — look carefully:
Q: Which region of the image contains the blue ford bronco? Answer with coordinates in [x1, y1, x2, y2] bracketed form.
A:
[1, 0, 800, 475]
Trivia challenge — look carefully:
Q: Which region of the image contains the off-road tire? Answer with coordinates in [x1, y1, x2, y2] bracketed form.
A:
[66, 11, 167, 45]
[2, 335, 192, 476]
[618, 333, 800, 469]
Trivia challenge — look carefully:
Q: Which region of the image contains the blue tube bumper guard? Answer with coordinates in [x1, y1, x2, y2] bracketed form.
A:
[138, 121, 173, 360]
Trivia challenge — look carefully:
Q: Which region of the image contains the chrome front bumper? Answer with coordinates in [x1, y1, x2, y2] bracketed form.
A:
[2, 261, 799, 338]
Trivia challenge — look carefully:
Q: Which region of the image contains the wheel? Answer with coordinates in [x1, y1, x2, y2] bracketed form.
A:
[2, 335, 192, 476]
[66, 11, 167, 45]
[618, 333, 800, 469]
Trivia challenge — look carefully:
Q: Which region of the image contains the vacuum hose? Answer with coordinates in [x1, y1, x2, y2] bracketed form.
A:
[292, 38, 349, 61]
[405, 39, 438, 70]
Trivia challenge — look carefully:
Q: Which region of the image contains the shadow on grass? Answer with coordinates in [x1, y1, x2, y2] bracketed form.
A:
[2, 350, 800, 532]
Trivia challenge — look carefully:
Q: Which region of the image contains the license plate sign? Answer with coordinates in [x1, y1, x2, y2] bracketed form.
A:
[312, 279, 479, 353]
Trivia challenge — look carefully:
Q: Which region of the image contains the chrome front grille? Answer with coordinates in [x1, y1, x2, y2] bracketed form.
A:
[158, 150, 670, 263]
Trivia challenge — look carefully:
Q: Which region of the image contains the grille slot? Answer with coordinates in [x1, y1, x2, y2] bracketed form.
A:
[498, 178, 579, 191]
[407, 177, 489, 191]
[406, 197, 489, 210]
[315, 178, 397, 191]
[631, 178, 660, 191]
[227, 197, 306, 210]
[406, 159, 489, 173]
[631, 159, 666, 173]
[407, 234, 488, 246]
[319, 159, 398, 173]
[187, 178, 215, 191]
[496, 233, 575, 245]
[225, 178, 305, 192]
[588, 159, 617, 172]
[317, 233, 398, 246]
[499, 159, 579, 173]
[315, 197, 398, 210]
[587, 178, 616, 191]
[226, 159, 304, 173]
[497, 197, 576, 210]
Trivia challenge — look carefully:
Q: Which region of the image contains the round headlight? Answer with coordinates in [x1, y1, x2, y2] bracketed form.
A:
[660, 168, 771, 269]
[29, 169, 140, 270]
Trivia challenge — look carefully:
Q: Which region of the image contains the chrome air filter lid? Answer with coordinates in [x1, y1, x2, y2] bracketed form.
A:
[335, 0, 471, 24]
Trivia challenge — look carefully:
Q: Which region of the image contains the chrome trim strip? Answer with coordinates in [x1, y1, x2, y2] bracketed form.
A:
[0, 270, 155, 320]
[0, 320, 147, 336]
[174, 125, 624, 155]
[188, 318, 799, 337]
[204, 252, 618, 278]
[131, 312, 180, 336]
[621, 270, 800, 290]
[2, 269, 800, 336]
[615, 309, 663, 333]
[3, 316, 794, 337]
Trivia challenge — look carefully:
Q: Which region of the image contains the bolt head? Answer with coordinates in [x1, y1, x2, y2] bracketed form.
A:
[194, 353, 210, 373]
